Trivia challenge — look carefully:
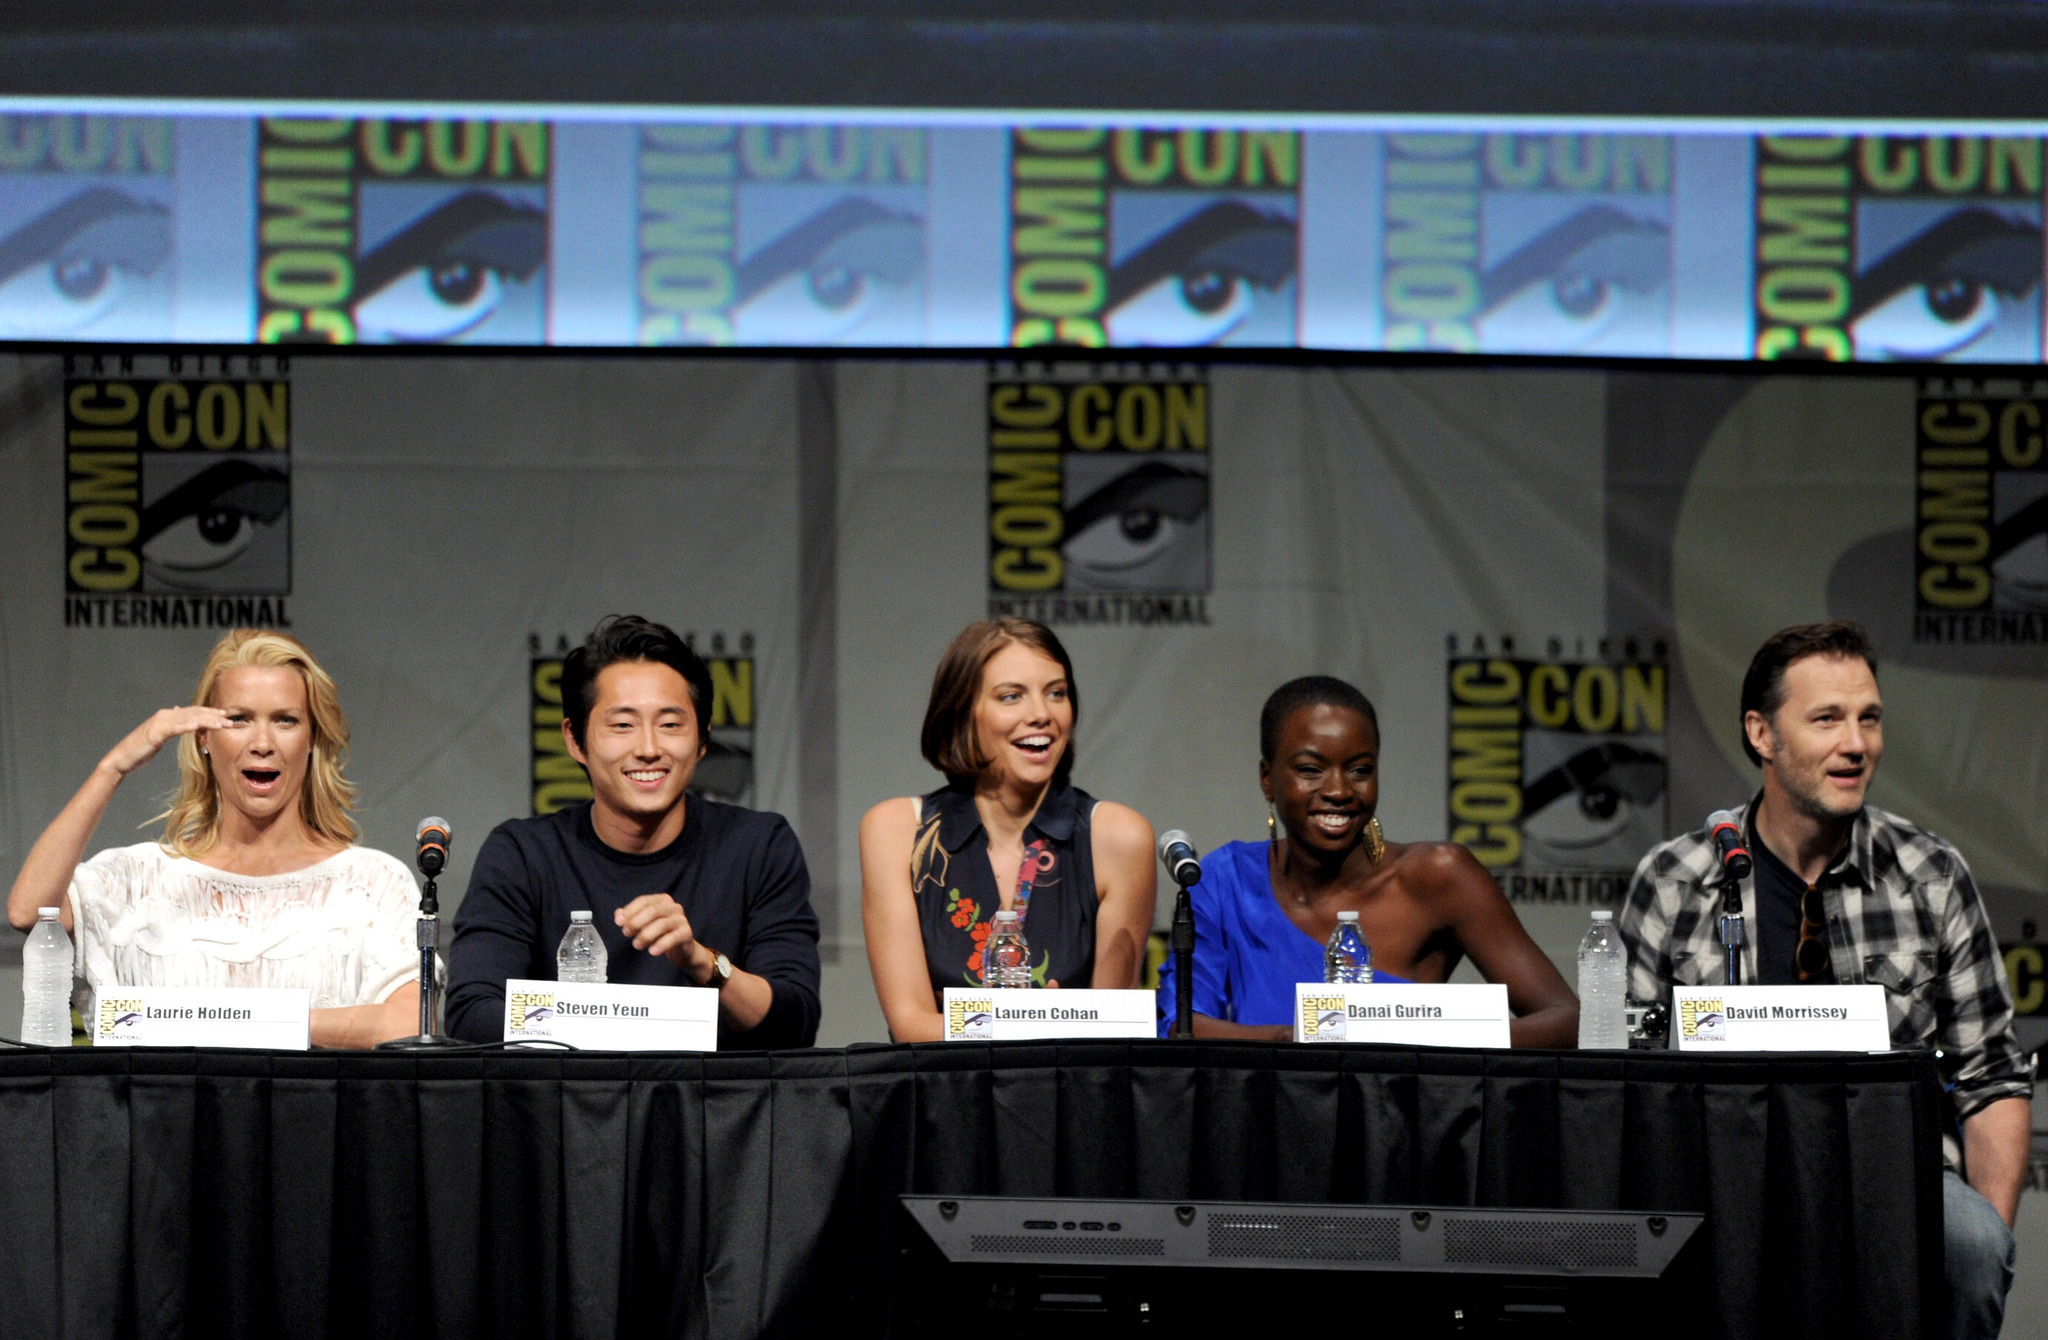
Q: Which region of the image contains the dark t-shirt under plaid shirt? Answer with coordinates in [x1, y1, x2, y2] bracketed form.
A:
[1618, 798, 2032, 1135]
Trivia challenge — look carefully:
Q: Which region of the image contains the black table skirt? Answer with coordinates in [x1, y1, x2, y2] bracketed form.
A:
[0, 1042, 1944, 1340]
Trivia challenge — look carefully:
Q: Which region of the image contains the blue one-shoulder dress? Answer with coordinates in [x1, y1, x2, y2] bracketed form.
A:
[1155, 839, 1409, 1037]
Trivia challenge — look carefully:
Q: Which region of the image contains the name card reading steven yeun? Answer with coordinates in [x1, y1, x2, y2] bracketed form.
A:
[942, 988, 1156, 1041]
[503, 979, 718, 1051]
[92, 986, 310, 1049]
[1671, 985, 1890, 1052]
[1294, 983, 1511, 1048]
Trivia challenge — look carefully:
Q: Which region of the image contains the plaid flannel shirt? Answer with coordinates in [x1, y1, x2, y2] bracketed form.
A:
[1618, 798, 2032, 1128]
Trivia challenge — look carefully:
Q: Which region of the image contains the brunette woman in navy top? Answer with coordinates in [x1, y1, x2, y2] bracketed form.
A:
[1158, 676, 1578, 1046]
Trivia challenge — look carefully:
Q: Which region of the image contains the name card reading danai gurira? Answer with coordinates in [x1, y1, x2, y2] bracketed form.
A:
[502, 979, 718, 1051]
[1671, 985, 1890, 1052]
[91, 986, 310, 1049]
[941, 988, 1156, 1041]
[1294, 983, 1511, 1048]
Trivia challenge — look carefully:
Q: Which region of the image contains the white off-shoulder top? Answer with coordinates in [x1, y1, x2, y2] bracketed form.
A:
[67, 843, 423, 1008]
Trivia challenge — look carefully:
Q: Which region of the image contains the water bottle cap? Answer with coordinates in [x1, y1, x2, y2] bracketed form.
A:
[1590, 909, 1614, 921]
[994, 910, 1020, 922]
[1336, 910, 1360, 922]
[36, 907, 60, 919]
[570, 910, 593, 923]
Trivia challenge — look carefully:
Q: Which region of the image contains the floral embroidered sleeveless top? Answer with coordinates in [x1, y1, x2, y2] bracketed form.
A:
[912, 782, 1100, 992]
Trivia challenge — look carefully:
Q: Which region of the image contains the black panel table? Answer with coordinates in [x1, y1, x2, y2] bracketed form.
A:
[0, 1042, 1944, 1340]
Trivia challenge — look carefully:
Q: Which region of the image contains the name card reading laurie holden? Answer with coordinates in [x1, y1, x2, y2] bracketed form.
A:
[502, 979, 719, 1051]
[92, 986, 311, 1049]
[1670, 985, 1890, 1052]
[942, 988, 1156, 1041]
[1294, 983, 1511, 1048]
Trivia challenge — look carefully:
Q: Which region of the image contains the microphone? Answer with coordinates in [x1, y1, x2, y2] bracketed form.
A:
[416, 817, 452, 878]
[1706, 810, 1752, 882]
[1157, 830, 1202, 887]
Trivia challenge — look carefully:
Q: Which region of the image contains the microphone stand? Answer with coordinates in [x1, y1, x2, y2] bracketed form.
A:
[1718, 874, 1746, 987]
[1171, 874, 1196, 1040]
[376, 869, 466, 1051]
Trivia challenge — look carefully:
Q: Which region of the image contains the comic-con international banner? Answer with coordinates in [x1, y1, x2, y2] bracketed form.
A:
[635, 123, 928, 347]
[530, 633, 759, 815]
[1913, 388, 2048, 644]
[985, 361, 1211, 625]
[61, 351, 292, 629]
[1445, 642, 1670, 905]
[1006, 127, 1300, 348]
[255, 117, 550, 344]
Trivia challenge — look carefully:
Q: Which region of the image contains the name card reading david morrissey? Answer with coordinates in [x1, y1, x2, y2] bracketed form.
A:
[503, 979, 718, 1051]
[942, 988, 1156, 1041]
[1671, 985, 1890, 1052]
[92, 986, 310, 1049]
[1294, 983, 1511, 1048]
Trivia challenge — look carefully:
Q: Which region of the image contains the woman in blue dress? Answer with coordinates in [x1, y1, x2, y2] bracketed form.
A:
[1158, 676, 1579, 1045]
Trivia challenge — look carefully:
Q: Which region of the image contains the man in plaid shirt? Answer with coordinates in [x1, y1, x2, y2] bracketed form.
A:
[1618, 621, 2030, 1340]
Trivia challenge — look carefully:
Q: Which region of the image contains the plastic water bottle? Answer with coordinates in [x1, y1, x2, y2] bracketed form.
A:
[1576, 909, 1628, 1049]
[556, 910, 607, 984]
[984, 910, 1032, 988]
[1324, 910, 1373, 984]
[21, 907, 73, 1047]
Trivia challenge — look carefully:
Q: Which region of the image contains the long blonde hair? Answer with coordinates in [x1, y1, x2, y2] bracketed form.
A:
[158, 630, 359, 855]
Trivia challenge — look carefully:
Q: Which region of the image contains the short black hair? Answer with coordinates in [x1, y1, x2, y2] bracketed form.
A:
[561, 615, 715, 748]
[1259, 675, 1380, 761]
[1738, 620, 1877, 766]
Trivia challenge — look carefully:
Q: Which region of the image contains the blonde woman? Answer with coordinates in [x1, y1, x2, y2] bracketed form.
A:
[6, 630, 420, 1048]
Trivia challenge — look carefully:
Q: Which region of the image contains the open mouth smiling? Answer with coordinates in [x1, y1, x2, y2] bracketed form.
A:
[242, 768, 281, 792]
[625, 768, 670, 788]
[1012, 735, 1054, 763]
[1308, 811, 1359, 836]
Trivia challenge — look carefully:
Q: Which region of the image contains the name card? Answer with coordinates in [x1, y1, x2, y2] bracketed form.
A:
[942, 988, 1156, 1041]
[1294, 983, 1511, 1048]
[91, 986, 310, 1049]
[503, 978, 718, 1051]
[1671, 985, 1890, 1052]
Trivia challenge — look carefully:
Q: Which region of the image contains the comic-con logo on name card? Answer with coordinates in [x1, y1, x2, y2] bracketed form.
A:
[255, 118, 549, 345]
[1676, 996, 1726, 1043]
[1380, 133, 1674, 357]
[637, 124, 928, 347]
[1008, 127, 1300, 349]
[97, 997, 145, 1041]
[1913, 391, 2048, 646]
[1298, 993, 1348, 1042]
[985, 362, 1211, 627]
[506, 989, 556, 1033]
[1445, 636, 1669, 904]
[529, 630, 758, 815]
[946, 995, 995, 1040]
[0, 114, 175, 341]
[1752, 135, 2043, 364]
[63, 352, 292, 630]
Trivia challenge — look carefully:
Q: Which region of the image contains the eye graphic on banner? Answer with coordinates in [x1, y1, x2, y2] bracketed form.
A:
[1752, 135, 2044, 364]
[62, 352, 293, 630]
[986, 363, 1211, 626]
[636, 123, 928, 347]
[529, 631, 757, 815]
[1381, 133, 1673, 356]
[1009, 128, 1300, 349]
[1444, 640, 1669, 904]
[255, 118, 550, 345]
[0, 115, 175, 340]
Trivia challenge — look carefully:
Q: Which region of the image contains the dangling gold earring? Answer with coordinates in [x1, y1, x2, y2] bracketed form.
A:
[1367, 816, 1386, 866]
[1267, 806, 1277, 842]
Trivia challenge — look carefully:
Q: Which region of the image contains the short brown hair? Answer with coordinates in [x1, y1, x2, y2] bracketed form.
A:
[920, 618, 1078, 786]
[1738, 620, 1877, 766]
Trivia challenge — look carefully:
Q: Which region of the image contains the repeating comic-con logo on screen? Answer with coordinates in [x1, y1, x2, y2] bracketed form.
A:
[636, 124, 927, 347]
[63, 353, 292, 630]
[1444, 636, 1669, 904]
[1380, 133, 1673, 357]
[1913, 391, 2048, 645]
[529, 631, 758, 815]
[1753, 136, 2045, 363]
[1009, 128, 1299, 348]
[255, 118, 548, 344]
[985, 362, 1211, 627]
[0, 115, 175, 341]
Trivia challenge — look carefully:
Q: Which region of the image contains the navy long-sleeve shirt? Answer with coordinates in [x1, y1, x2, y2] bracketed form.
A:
[445, 799, 822, 1048]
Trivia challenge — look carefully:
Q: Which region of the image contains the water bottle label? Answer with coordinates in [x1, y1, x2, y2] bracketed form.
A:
[502, 978, 718, 1051]
[1292, 983, 1510, 1048]
[939, 988, 1155, 1041]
